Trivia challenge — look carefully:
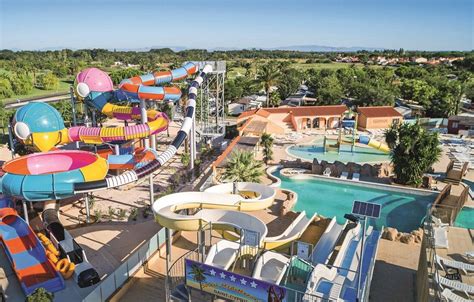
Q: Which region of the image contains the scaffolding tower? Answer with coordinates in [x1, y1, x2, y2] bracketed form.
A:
[193, 61, 226, 144]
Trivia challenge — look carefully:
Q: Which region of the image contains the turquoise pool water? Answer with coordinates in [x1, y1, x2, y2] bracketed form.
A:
[274, 171, 437, 232]
[454, 207, 474, 229]
[287, 139, 390, 163]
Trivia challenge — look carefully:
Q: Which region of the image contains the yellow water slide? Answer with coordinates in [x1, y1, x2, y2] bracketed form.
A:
[152, 182, 312, 249]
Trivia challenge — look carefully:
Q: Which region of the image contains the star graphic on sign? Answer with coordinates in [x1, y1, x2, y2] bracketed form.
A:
[209, 269, 216, 276]
[250, 281, 257, 288]
[220, 272, 226, 279]
[240, 278, 247, 285]
[230, 275, 236, 282]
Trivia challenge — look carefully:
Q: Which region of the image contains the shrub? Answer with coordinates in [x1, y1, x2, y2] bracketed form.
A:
[26, 288, 53, 302]
[37, 72, 59, 90]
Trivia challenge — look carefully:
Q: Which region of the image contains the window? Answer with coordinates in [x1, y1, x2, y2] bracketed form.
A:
[392, 118, 400, 125]
[452, 122, 459, 129]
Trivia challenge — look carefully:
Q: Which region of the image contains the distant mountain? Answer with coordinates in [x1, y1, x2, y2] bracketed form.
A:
[270, 45, 385, 52]
[8, 44, 385, 52]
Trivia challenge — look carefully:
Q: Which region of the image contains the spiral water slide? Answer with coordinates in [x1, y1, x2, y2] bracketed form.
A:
[0, 66, 212, 294]
[86, 62, 198, 121]
[72, 64, 213, 192]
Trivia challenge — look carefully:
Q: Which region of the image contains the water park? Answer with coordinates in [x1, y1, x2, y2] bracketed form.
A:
[0, 61, 472, 302]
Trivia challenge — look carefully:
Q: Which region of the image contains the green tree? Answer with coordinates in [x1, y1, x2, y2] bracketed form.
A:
[316, 75, 344, 105]
[26, 288, 54, 302]
[276, 68, 304, 99]
[385, 122, 441, 186]
[37, 72, 59, 90]
[10, 73, 33, 95]
[268, 91, 281, 107]
[465, 78, 474, 101]
[223, 150, 263, 182]
[0, 78, 14, 99]
[260, 133, 274, 164]
[256, 63, 281, 107]
[428, 78, 463, 117]
[399, 79, 437, 107]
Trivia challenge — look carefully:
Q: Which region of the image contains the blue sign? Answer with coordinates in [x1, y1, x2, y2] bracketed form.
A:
[185, 259, 287, 302]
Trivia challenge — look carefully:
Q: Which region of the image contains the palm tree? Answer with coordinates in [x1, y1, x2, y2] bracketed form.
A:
[256, 63, 281, 107]
[260, 133, 274, 164]
[385, 122, 441, 186]
[190, 264, 207, 291]
[223, 150, 263, 183]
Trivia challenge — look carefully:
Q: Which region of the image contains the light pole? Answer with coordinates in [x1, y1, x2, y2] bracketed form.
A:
[347, 200, 380, 302]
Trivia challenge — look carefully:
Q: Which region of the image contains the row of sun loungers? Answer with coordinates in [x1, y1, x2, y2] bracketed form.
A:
[437, 275, 474, 300]
[435, 255, 474, 275]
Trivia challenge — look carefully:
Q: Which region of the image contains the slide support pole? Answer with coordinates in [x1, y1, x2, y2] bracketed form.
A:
[22, 200, 29, 225]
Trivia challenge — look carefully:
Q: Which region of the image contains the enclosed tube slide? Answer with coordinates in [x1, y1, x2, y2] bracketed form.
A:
[78, 63, 198, 121]
[118, 62, 198, 101]
[73, 64, 213, 193]
[358, 135, 390, 153]
[12, 101, 169, 152]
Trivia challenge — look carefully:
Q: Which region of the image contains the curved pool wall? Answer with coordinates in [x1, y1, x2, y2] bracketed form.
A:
[287, 138, 390, 163]
[273, 170, 438, 232]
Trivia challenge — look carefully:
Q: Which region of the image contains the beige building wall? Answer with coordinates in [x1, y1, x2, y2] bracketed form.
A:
[359, 115, 402, 129]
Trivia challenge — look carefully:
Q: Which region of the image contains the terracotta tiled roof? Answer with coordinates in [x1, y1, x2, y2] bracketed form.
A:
[357, 106, 403, 118]
[242, 120, 268, 134]
[237, 105, 347, 119]
[255, 108, 271, 118]
[238, 110, 258, 120]
[212, 136, 241, 168]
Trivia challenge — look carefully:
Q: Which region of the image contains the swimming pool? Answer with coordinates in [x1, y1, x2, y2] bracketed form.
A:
[454, 207, 474, 229]
[274, 171, 437, 232]
[287, 138, 390, 163]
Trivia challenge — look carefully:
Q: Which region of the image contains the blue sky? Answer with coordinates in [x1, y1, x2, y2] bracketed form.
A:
[0, 0, 472, 51]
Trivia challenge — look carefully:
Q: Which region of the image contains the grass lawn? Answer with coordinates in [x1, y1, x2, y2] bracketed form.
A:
[1, 78, 72, 103]
[226, 60, 385, 79]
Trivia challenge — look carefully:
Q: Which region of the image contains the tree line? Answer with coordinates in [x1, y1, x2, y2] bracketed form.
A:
[225, 57, 473, 118]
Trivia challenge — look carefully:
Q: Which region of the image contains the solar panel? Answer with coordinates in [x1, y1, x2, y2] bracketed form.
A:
[352, 200, 381, 219]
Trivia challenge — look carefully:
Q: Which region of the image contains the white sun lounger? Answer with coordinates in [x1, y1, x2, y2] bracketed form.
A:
[441, 288, 471, 302]
[204, 240, 240, 270]
[437, 275, 474, 297]
[252, 251, 290, 284]
[340, 172, 348, 179]
[323, 168, 332, 177]
[436, 255, 474, 275]
[433, 226, 449, 249]
[352, 173, 360, 181]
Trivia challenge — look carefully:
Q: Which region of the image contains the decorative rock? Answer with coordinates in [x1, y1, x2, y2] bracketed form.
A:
[361, 164, 374, 177]
[411, 228, 423, 243]
[400, 233, 415, 244]
[382, 227, 398, 241]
